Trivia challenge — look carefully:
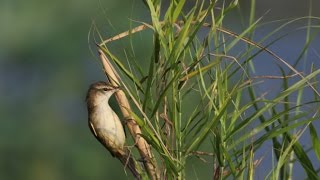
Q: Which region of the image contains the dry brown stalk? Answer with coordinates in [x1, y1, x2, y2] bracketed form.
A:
[98, 49, 159, 180]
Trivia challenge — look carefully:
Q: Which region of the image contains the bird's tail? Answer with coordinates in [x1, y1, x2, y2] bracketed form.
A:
[117, 149, 142, 180]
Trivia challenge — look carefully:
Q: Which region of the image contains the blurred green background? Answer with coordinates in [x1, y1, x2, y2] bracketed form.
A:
[0, 0, 148, 179]
[1, 0, 319, 179]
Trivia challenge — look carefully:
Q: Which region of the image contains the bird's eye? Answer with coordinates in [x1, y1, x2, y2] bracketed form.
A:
[102, 88, 108, 91]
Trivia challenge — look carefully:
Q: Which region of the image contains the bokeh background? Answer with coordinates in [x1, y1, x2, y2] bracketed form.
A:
[1, 0, 319, 179]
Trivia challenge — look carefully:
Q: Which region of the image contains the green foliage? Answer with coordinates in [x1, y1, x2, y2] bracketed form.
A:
[95, 0, 320, 179]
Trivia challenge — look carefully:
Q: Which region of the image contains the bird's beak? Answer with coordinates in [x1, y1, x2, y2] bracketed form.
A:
[112, 85, 121, 92]
[114, 87, 120, 92]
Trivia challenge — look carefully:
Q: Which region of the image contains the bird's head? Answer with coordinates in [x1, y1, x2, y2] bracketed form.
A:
[86, 81, 119, 108]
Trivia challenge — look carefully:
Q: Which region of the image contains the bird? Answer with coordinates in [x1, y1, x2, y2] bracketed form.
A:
[86, 81, 141, 179]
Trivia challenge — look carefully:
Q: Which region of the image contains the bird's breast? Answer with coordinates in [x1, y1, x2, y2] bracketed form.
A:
[90, 104, 126, 149]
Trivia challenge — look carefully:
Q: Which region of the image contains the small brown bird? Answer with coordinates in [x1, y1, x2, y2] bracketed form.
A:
[86, 81, 140, 179]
